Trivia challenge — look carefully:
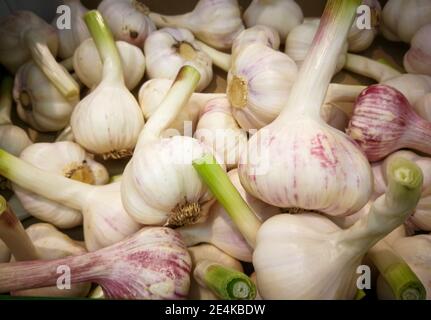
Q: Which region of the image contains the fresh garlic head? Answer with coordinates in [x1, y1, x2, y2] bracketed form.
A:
[149, 0, 244, 50]
[13, 142, 109, 229]
[73, 38, 145, 90]
[382, 0, 431, 43]
[382, 74, 431, 107]
[243, 0, 303, 42]
[404, 24, 431, 76]
[227, 43, 298, 130]
[13, 62, 78, 132]
[285, 18, 348, 72]
[12, 223, 91, 298]
[144, 28, 213, 92]
[121, 136, 216, 227]
[52, 0, 90, 59]
[0, 125, 32, 157]
[0, 239, 10, 263]
[232, 25, 281, 55]
[194, 98, 247, 169]
[98, 0, 155, 46]
[138, 79, 224, 135]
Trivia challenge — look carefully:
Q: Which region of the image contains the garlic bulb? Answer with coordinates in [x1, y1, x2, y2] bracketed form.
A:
[194, 98, 247, 169]
[0, 77, 32, 156]
[149, 0, 244, 50]
[71, 11, 144, 159]
[144, 28, 213, 92]
[228, 42, 298, 130]
[122, 66, 218, 227]
[13, 62, 79, 132]
[98, 0, 155, 46]
[139, 79, 224, 135]
[13, 141, 109, 229]
[381, 0, 431, 43]
[347, 0, 381, 52]
[188, 244, 243, 300]
[52, 0, 91, 59]
[382, 74, 431, 108]
[243, 0, 303, 42]
[404, 24, 431, 76]
[73, 38, 145, 90]
[285, 18, 348, 73]
[0, 11, 79, 99]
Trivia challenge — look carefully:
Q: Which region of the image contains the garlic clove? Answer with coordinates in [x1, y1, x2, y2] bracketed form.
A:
[144, 28, 213, 92]
[98, 0, 155, 47]
[149, 0, 244, 50]
[244, 0, 303, 43]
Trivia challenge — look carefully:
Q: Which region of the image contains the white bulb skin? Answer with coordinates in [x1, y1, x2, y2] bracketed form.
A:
[232, 25, 281, 55]
[404, 24, 431, 76]
[0, 125, 32, 157]
[73, 38, 146, 90]
[144, 28, 213, 92]
[243, 0, 304, 43]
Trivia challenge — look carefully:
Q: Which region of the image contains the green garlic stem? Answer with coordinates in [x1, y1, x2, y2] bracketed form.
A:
[0, 77, 13, 125]
[192, 154, 261, 248]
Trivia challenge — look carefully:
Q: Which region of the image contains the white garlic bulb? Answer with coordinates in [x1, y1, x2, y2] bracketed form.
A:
[98, 0, 155, 46]
[149, 0, 244, 50]
[144, 28, 213, 92]
[404, 24, 431, 76]
[13, 141, 109, 229]
[227, 42, 298, 130]
[381, 0, 431, 43]
[232, 25, 281, 55]
[138, 78, 224, 135]
[194, 97, 247, 170]
[243, 0, 303, 43]
[73, 38, 145, 90]
[13, 61, 78, 132]
[52, 0, 90, 59]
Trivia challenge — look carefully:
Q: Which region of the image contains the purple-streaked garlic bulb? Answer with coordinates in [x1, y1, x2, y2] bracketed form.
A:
[0, 227, 191, 300]
[404, 24, 431, 76]
[347, 84, 431, 162]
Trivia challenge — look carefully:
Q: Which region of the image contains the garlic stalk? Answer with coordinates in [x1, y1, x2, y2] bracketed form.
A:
[55, 125, 75, 142]
[194, 98, 247, 169]
[144, 28, 213, 92]
[0, 11, 80, 99]
[238, 0, 373, 216]
[227, 42, 298, 130]
[139, 79, 224, 135]
[13, 141, 109, 229]
[73, 38, 145, 90]
[52, 0, 91, 59]
[70, 10, 144, 160]
[13, 61, 79, 132]
[344, 53, 402, 82]
[98, 0, 155, 47]
[194, 260, 256, 300]
[404, 24, 431, 76]
[188, 244, 243, 300]
[149, 0, 244, 50]
[243, 0, 304, 43]
[368, 239, 426, 300]
[381, 0, 431, 43]
[122, 66, 217, 227]
[0, 149, 140, 251]
[178, 168, 279, 262]
[347, 84, 431, 162]
[194, 154, 423, 299]
[0, 76, 32, 156]
[0, 227, 191, 300]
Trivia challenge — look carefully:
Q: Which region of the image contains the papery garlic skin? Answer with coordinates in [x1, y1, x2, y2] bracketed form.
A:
[232, 25, 280, 55]
[144, 28, 212, 92]
[243, 0, 303, 43]
[13, 142, 109, 229]
[194, 98, 247, 169]
[98, 0, 155, 47]
[0, 239, 10, 263]
[382, 0, 431, 43]
[228, 43, 298, 130]
[0, 125, 32, 157]
[122, 136, 215, 226]
[138, 79, 224, 135]
[73, 38, 145, 90]
[404, 24, 431, 76]
[13, 62, 78, 132]
[12, 223, 91, 298]
[149, 0, 244, 50]
[52, 0, 91, 59]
